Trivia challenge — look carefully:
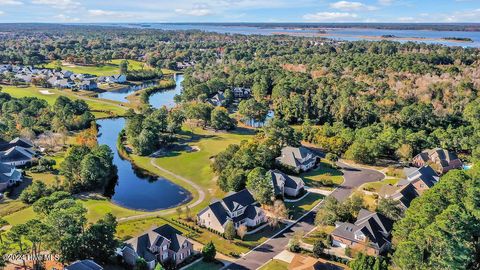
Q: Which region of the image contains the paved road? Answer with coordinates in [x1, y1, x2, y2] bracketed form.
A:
[223, 162, 384, 270]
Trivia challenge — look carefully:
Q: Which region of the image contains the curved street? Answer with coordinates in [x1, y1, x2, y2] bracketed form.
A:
[223, 161, 385, 270]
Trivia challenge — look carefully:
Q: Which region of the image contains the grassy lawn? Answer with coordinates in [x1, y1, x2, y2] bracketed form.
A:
[361, 178, 400, 193]
[41, 59, 176, 77]
[133, 126, 255, 213]
[184, 260, 223, 270]
[1, 85, 127, 118]
[303, 225, 335, 245]
[286, 193, 324, 220]
[258, 259, 289, 270]
[301, 160, 344, 190]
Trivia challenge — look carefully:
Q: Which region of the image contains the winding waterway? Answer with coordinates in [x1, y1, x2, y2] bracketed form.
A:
[97, 74, 190, 211]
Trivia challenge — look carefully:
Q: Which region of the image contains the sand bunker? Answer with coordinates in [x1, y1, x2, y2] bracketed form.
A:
[40, 90, 54, 95]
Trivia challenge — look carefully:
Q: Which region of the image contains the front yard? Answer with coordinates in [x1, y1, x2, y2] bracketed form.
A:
[258, 259, 289, 270]
[301, 160, 344, 190]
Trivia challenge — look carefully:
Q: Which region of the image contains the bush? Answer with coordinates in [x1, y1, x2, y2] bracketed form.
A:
[202, 241, 216, 262]
[313, 240, 325, 258]
[345, 247, 352, 258]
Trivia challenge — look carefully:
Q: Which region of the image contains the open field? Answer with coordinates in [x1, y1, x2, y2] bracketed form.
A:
[1, 85, 128, 117]
[41, 59, 176, 77]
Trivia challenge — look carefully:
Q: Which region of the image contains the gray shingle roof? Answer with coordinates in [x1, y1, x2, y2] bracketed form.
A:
[66, 260, 103, 270]
[276, 146, 317, 168]
[407, 165, 439, 188]
[332, 209, 393, 250]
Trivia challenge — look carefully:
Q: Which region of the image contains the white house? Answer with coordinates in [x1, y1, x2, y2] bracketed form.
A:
[197, 189, 266, 233]
[268, 169, 305, 198]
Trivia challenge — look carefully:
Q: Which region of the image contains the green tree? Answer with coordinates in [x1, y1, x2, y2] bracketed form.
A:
[224, 220, 236, 240]
[202, 241, 216, 262]
[312, 240, 325, 258]
[120, 60, 129, 74]
[83, 213, 118, 263]
[376, 198, 403, 221]
[210, 107, 235, 131]
[246, 167, 273, 204]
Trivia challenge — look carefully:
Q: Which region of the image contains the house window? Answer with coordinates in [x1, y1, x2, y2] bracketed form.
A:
[162, 253, 168, 260]
[187, 249, 191, 256]
[180, 253, 184, 260]
[163, 245, 167, 251]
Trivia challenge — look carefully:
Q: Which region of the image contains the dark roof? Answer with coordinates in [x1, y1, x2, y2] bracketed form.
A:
[66, 260, 103, 270]
[269, 170, 304, 193]
[208, 201, 229, 226]
[332, 209, 393, 250]
[394, 183, 419, 208]
[0, 137, 33, 151]
[153, 224, 187, 252]
[222, 189, 256, 212]
[125, 224, 190, 260]
[0, 146, 34, 163]
[407, 165, 439, 187]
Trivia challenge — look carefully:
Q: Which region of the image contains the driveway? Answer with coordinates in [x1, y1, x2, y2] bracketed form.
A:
[223, 162, 384, 269]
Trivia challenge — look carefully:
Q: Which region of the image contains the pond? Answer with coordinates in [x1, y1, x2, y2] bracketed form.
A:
[97, 118, 191, 211]
[149, 74, 184, 109]
[97, 81, 159, 102]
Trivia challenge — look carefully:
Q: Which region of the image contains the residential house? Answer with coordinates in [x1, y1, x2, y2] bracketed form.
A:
[268, 169, 305, 198]
[65, 260, 103, 270]
[121, 224, 194, 269]
[389, 183, 420, 210]
[0, 146, 35, 166]
[208, 92, 226, 107]
[233, 87, 251, 99]
[406, 165, 439, 194]
[0, 137, 34, 151]
[78, 79, 98, 90]
[331, 209, 393, 256]
[103, 74, 127, 83]
[0, 163, 22, 192]
[197, 189, 266, 233]
[276, 146, 319, 173]
[412, 148, 462, 174]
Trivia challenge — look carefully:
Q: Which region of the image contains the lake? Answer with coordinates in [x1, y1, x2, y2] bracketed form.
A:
[97, 81, 159, 103]
[149, 74, 184, 109]
[117, 23, 480, 48]
[96, 76, 192, 211]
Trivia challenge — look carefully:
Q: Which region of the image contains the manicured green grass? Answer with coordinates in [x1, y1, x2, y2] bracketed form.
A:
[41, 59, 176, 77]
[1, 85, 127, 117]
[301, 160, 344, 190]
[135, 126, 255, 212]
[3, 206, 35, 225]
[42, 59, 146, 76]
[361, 178, 399, 193]
[286, 193, 324, 220]
[0, 200, 29, 220]
[184, 260, 223, 270]
[258, 259, 289, 270]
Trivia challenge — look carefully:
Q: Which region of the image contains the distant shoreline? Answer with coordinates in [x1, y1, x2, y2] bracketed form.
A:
[271, 31, 474, 44]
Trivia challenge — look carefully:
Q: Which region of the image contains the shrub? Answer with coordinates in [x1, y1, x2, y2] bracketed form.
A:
[202, 241, 216, 262]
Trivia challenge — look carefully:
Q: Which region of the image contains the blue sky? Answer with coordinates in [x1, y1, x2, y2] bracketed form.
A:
[0, 0, 479, 23]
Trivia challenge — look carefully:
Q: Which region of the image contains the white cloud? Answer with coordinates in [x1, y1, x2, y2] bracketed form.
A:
[0, 0, 23, 5]
[31, 0, 80, 9]
[330, 1, 377, 11]
[175, 4, 213, 16]
[0, 11, 4, 15]
[54, 13, 79, 22]
[88, 9, 135, 19]
[303, 12, 358, 21]
[378, 0, 394, 5]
